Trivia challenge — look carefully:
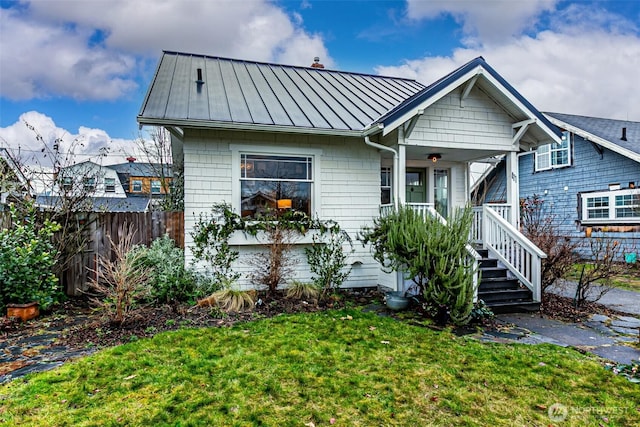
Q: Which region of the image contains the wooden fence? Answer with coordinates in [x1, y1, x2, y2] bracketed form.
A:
[61, 211, 184, 295]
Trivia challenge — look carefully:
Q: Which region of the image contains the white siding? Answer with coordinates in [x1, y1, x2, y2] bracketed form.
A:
[183, 129, 382, 289]
[406, 88, 515, 151]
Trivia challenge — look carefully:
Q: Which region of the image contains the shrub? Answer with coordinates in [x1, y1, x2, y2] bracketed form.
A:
[305, 220, 353, 299]
[285, 280, 320, 301]
[191, 204, 243, 287]
[90, 224, 151, 324]
[199, 289, 256, 313]
[0, 202, 62, 312]
[360, 205, 477, 325]
[134, 235, 198, 305]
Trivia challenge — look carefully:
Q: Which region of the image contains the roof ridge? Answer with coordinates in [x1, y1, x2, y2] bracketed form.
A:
[161, 50, 424, 83]
[545, 111, 640, 125]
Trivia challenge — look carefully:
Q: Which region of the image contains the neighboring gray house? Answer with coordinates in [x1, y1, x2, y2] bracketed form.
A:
[137, 51, 560, 308]
[476, 112, 640, 258]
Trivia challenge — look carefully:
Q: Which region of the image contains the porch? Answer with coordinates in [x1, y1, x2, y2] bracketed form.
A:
[380, 202, 546, 311]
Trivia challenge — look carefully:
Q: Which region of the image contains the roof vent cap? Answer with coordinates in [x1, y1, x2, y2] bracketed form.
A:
[621, 127, 627, 141]
[311, 57, 324, 69]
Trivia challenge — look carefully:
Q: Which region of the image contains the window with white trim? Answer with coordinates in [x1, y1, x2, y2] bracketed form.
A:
[104, 177, 116, 193]
[131, 179, 143, 193]
[240, 153, 312, 218]
[151, 180, 161, 194]
[535, 131, 571, 171]
[381, 167, 392, 205]
[581, 188, 640, 223]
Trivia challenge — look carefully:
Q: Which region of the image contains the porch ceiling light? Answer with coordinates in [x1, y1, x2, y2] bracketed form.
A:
[427, 153, 442, 163]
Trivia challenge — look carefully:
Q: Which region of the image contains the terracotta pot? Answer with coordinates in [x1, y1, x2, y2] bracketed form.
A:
[7, 302, 40, 321]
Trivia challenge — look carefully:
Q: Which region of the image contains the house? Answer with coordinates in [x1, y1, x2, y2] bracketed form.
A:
[476, 112, 640, 258]
[109, 157, 172, 198]
[36, 160, 152, 212]
[137, 51, 560, 308]
[0, 147, 33, 209]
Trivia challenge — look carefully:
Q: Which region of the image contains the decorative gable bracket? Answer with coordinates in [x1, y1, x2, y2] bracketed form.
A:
[512, 118, 536, 145]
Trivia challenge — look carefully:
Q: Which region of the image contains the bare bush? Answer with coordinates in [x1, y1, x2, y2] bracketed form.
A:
[520, 195, 579, 293]
[90, 224, 151, 324]
[574, 238, 625, 307]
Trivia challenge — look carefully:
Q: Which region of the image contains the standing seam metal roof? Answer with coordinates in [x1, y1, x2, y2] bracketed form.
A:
[138, 51, 426, 133]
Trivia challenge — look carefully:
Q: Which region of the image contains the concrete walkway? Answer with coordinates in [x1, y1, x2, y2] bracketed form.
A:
[548, 280, 640, 316]
[482, 283, 640, 365]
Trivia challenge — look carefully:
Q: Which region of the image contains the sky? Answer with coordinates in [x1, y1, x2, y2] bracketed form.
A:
[1, 0, 640, 167]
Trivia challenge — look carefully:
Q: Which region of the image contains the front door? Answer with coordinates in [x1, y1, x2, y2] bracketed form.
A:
[405, 169, 426, 203]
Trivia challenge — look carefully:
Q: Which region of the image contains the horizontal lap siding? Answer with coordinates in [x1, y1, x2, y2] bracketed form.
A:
[183, 130, 381, 289]
[407, 89, 513, 150]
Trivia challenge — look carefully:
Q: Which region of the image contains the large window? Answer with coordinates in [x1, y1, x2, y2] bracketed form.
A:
[581, 188, 640, 223]
[535, 131, 571, 171]
[381, 167, 392, 204]
[240, 154, 312, 218]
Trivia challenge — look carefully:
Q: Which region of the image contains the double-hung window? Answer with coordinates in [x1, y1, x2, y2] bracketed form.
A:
[131, 179, 143, 193]
[151, 180, 161, 194]
[104, 177, 116, 193]
[535, 131, 571, 171]
[240, 153, 312, 218]
[381, 167, 392, 205]
[581, 188, 640, 223]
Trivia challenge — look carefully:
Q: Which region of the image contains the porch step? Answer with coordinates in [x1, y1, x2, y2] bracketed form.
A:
[476, 250, 538, 313]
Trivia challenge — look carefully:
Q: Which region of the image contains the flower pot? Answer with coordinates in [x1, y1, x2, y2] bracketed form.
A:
[7, 302, 40, 322]
[385, 291, 410, 311]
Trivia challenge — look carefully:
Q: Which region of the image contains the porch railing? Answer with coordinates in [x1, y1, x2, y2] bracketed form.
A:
[482, 205, 546, 302]
[471, 204, 510, 244]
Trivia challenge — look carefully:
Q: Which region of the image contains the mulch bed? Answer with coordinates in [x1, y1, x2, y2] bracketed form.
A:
[2, 289, 383, 351]
[2, 289, 631, 356]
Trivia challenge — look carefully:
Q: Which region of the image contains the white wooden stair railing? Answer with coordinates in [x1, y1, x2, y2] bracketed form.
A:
[481, 205, 546, 303]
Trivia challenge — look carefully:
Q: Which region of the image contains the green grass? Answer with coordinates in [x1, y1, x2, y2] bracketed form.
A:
[568, 264, 640, 292]
[1, 309, 638, 426]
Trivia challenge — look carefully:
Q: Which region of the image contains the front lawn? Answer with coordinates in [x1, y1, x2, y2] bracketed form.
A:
[1, 309, 638, 426]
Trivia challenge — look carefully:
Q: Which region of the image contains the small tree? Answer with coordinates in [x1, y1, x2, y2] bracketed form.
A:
[134, 127, 183, 211]
[360, 205, 477, 325]
[245, 210, 302, 294]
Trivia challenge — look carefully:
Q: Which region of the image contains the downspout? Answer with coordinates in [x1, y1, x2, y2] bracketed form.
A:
[364, 135, 399, 208]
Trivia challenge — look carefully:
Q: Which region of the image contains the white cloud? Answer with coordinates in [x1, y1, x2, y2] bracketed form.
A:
[378, 5, 640, 121]
[0, 111, 140, 167]
[0, 0, 331, 101]
[405, 0, 559, 45]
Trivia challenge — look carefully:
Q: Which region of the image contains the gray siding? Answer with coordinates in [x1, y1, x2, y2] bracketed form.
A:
[489, 134, 640, 258]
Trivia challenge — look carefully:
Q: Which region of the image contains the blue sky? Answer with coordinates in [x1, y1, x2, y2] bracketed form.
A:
[1, 0, 640, 166]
